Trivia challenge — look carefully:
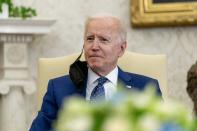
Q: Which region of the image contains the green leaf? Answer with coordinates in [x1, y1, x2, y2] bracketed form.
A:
[0, 0, 37, 18]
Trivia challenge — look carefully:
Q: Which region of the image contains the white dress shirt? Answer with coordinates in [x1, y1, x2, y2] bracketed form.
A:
[86, 66, 118, 101]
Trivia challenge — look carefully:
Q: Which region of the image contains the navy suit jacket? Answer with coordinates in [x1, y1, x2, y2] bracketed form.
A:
[29, 68, 161, 131]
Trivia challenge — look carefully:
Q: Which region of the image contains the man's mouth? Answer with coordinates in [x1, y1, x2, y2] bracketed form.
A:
[89, 55, 101, 58]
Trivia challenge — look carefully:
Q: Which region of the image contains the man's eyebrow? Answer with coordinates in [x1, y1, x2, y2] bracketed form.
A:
[85, 33, 94, 36]
[98, 35, 111, 40]
[85, 33, 111, 39]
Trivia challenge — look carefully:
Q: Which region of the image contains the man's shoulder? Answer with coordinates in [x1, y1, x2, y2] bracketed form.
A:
[119, 68, 158, 83]
[50, 74, 70, 82]
[126, 71, 157, 82]
[123, 71, 158, 86]
[48, 74, 76, 91]
[119, 68, 160, 93]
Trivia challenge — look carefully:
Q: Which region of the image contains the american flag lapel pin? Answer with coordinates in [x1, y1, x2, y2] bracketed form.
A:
[126, 85, 132, 89]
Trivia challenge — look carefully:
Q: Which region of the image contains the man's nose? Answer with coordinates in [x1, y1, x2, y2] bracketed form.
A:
[91, 39, 100, 50]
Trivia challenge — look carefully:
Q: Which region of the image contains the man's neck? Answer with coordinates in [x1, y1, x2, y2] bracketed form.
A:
[87, 66, 118, 86]
[90, 66, 117, 76]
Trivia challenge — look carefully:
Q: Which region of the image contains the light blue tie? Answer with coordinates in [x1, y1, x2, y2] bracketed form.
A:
[90, 77, 108, 101]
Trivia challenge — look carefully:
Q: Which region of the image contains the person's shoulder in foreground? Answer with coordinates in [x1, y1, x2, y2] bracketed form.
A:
[186, 61, 197, 115]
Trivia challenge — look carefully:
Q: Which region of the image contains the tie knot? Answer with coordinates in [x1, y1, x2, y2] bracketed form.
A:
[97, 77, 108, 86]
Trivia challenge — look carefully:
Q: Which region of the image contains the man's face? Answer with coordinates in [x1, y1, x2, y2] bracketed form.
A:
[84, 18, 126, 75]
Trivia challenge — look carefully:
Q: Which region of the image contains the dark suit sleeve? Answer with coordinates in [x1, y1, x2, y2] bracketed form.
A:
[154, 79, 162, 96]
[29, 80, 58, 131]
[142, 77, 161, 96]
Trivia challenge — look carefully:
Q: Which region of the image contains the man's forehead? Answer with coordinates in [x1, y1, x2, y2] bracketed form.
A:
[88, 18, 118, 28]
[86, 21, 118, 35]
[85, 28, 116, 38]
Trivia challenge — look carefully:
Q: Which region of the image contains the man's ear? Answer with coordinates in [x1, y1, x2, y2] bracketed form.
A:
[119, 42, 127, 57]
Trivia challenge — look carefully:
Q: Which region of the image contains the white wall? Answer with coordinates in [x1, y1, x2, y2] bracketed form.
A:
[13, 0, 196, 128]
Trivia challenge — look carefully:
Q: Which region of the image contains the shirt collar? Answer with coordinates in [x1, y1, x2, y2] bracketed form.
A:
[87, 66, 118, 86]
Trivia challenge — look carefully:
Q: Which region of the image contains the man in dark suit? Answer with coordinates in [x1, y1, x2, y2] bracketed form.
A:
[29, 14, 161, 131]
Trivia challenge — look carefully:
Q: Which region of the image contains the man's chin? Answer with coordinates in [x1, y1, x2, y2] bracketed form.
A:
[89, 64, 102, 71]
[88, 57, 102, 62]
[89, 64, 101, 70]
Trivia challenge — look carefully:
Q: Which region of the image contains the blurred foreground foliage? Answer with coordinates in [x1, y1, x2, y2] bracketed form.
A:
[55, 87, 197, 131]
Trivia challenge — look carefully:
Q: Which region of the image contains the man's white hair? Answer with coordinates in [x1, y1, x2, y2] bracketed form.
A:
[84, 13, 127, 43]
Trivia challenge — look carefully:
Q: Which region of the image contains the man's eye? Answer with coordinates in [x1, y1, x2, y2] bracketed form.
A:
[99, 38, 109, 43]
[86, 37, 94, 41]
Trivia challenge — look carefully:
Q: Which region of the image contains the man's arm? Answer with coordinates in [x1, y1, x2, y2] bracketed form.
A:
[29, 80, 58, 131]
[154, 79, 162, 96]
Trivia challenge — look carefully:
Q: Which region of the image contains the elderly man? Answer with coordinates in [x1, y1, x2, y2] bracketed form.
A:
[29, 14, 161, 131]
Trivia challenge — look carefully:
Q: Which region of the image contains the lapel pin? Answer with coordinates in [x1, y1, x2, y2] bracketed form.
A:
[126, 85, 132, 89]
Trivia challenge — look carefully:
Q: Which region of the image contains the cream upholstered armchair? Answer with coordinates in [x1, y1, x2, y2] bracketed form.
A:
[37, 51, 167, 110]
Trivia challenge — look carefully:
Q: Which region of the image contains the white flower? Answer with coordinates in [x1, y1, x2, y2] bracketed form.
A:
[102, 116, 131, 131]
[64, 116, 92, 131]
[154, 100, 189, 120]
[138, 114, 160, 131]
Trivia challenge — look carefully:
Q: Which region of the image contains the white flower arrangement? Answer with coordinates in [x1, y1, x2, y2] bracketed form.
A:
[54, 87, 197, 131]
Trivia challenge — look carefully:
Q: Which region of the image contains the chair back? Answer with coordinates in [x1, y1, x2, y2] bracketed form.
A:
[37, 51, 167, 110]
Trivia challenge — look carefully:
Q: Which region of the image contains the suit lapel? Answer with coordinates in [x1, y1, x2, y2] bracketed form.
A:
[118, 67, 133, 90]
